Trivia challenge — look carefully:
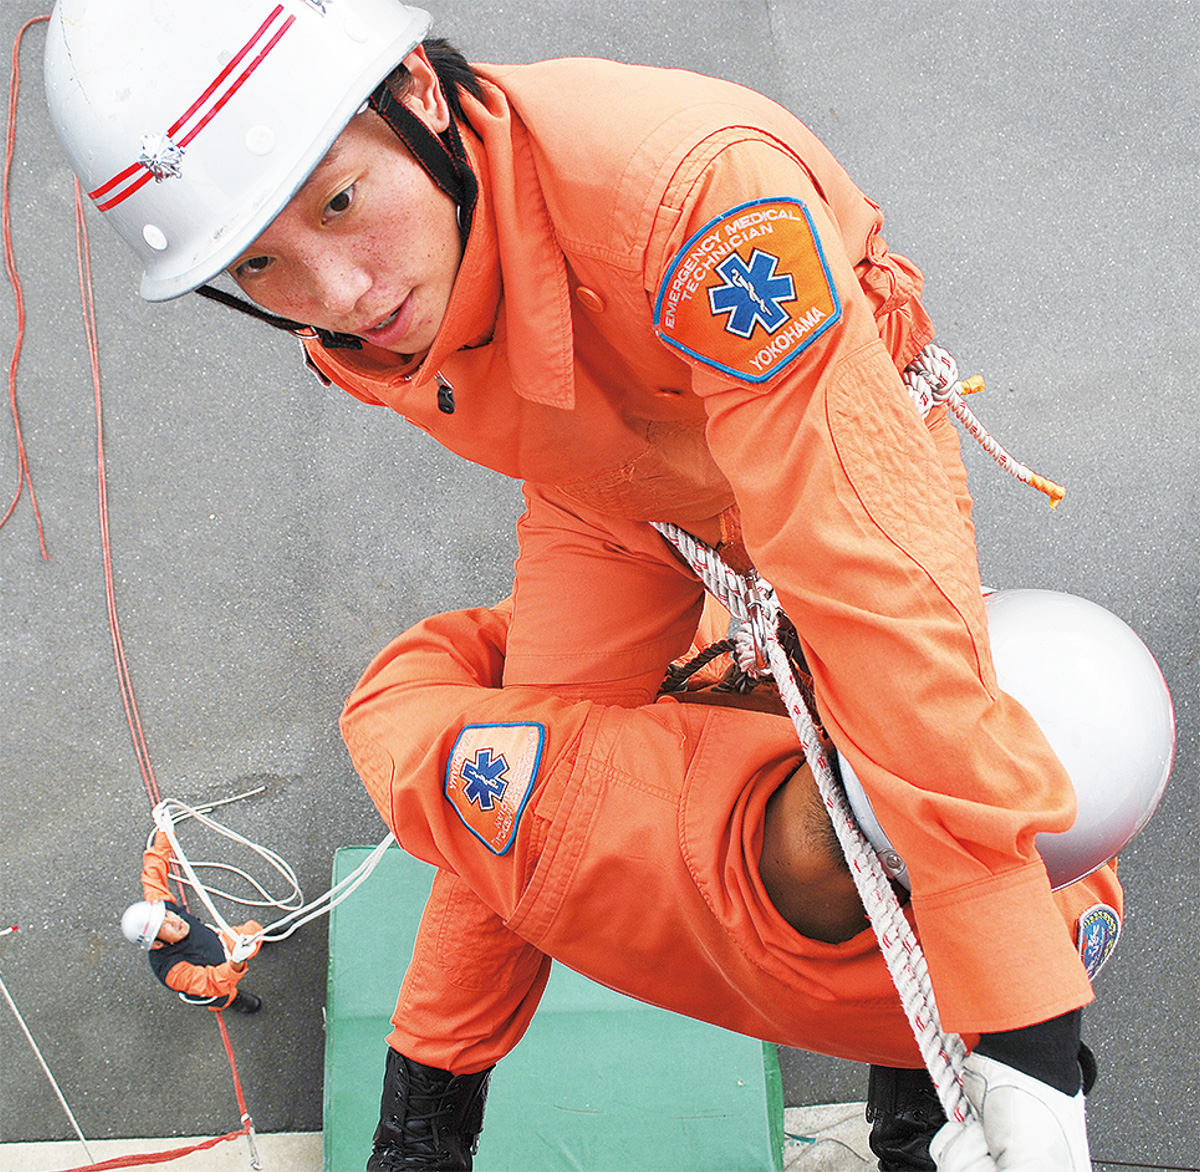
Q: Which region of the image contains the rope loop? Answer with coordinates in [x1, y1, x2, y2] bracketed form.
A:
[152, 798, 394, 949]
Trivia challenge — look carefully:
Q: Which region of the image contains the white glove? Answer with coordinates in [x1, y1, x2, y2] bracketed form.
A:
[931, 1053, 1090, 1171]
[229, 935, 259, 964]
[930, 1117, 996, 1172]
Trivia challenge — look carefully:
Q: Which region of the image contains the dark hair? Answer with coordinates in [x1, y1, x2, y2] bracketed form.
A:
[387, 37, 484, 127]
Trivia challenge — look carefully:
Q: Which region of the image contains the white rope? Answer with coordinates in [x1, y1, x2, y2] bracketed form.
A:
[0, 929, 97, 1163]
[151, 798, 394, 950]
[244, 1118, 262, 1172]
[652, 523, 972, 1124]
[903, 343, 1065, 508]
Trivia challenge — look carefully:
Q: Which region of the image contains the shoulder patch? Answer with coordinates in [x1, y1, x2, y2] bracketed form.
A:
[654, 197, 841, 383]
[444, 723, 545, 855]
[1077, 903, 1121, 980]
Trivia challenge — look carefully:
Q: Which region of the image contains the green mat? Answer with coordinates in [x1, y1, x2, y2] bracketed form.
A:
[324, 845, 784, 1172]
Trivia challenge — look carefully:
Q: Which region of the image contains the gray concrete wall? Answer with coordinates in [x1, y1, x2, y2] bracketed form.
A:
[0, 3, 1195, 1170]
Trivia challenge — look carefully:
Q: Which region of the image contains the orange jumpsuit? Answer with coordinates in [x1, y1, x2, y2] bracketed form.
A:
[340, 604, 1121, 1068]
[305, 58, 1106, 1069]
[141, 832, 262, 1006]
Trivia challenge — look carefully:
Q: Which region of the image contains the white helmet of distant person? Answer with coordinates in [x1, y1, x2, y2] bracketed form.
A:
[121, 900, 167, 950]
[839, 589, 1175, 892]
[43, 0, 431, 301]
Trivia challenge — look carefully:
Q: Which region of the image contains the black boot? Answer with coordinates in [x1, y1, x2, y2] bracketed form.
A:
[366, 1049, 493, 1171]
[865, 1065, 946, 1171]
[226, 990, 261, 1014]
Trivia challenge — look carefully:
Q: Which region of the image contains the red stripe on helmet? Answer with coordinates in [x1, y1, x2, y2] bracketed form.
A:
[87, 5, 295, 212]
[95, 170, 152, 212]
[89, 159, 142, 202]
[178, 16, 295, 149]
[168, 6, 287, 139]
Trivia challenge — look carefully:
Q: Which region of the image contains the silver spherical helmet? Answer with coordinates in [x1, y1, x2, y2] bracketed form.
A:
[43, 0, 431, 301]
[840, 588, 1175, 891]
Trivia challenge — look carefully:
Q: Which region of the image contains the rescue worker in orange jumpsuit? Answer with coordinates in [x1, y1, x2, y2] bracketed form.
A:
[45, 4, 1115, 1168]
[340, 599, 1120, 1169]
[120, 831, 264, 1014]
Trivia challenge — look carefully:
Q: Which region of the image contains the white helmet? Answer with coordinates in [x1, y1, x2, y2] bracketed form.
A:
[121, 900, 167, 950]
[840, 589, 1175, 892]
[44, 0, 432, 301]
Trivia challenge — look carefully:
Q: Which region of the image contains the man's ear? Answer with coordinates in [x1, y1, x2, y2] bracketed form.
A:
[400, 46, 451, 133]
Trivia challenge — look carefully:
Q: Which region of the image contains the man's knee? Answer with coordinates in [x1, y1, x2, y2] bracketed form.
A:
[759, 764, 867, 943]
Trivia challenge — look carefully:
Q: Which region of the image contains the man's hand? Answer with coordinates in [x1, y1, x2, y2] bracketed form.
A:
[930, 1117, 995, 1171]
[930, 1053, 1090, 1170]
[229, 935, 259, 965]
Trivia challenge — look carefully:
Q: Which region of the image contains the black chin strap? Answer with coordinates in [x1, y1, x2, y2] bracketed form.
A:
[193, 284, 363, 350]
[368, 80, 478, 244]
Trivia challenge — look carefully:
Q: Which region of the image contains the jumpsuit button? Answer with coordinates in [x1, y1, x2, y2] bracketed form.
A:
[575, 286, 605, 313]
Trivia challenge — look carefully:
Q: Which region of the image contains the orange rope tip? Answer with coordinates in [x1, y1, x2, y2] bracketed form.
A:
[1030, 473, 1066, 509]
[960, 375, 985, 395]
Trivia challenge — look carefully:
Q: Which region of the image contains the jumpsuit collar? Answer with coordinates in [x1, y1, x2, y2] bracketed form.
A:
[456, 79, 575, 409]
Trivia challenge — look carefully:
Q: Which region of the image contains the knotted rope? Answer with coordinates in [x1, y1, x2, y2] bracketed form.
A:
[903, 343, 1065, 508]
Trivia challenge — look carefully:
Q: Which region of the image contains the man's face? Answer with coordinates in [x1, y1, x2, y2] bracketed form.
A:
[153, 910, 190, 948]
[227, 107, 463, 358]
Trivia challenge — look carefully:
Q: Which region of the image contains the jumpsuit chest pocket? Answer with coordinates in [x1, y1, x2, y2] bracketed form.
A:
[557, 418, 734, 524]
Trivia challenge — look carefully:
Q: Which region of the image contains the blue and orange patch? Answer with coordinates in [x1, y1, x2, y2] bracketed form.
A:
[654, 197, 841, 383]
[444, 723, 545, 855]
[1077, 903, 1121, 979]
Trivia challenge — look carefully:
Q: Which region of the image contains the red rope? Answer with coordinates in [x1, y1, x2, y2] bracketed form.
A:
[0, 15, 47, 554]
[216, 1010, 254, 1126]
[52, 1125, 252, 1172]
[4, 16, 258, 1166]
[73, 182, 162, 809]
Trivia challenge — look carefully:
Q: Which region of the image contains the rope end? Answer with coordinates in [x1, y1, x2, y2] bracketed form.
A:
[959, 375, 985, 395]
[1030, 474, 1066, 508]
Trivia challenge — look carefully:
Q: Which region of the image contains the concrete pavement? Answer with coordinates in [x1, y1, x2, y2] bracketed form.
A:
[1, 3, 1196, 1171]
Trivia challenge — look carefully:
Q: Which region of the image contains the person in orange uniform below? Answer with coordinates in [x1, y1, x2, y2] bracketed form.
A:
[47, 4, 1114, 1167]
[120, 831, 264, 1015]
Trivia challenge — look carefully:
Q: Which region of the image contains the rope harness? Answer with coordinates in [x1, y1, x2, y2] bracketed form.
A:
[653, 519, 973, 1124]
[652, 341, 1064, 1124]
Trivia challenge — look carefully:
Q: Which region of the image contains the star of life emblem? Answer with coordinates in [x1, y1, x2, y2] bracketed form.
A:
[138, 133, 185, 182]
[461, 748, 509, 811]
[654, 197, 841, 383]
[708, 249, 796, 338]
[445, 723, 545, 854]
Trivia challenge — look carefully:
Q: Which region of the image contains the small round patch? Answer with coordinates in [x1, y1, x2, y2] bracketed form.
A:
[654, 197, 841, 384]
[1077, 903, 1121, 979]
